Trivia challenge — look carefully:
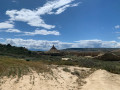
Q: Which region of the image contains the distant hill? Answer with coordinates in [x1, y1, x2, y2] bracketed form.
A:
[62, 48, 120, 52]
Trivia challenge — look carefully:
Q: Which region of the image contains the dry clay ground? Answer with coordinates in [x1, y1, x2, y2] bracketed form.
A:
[0, 66, 120, 90]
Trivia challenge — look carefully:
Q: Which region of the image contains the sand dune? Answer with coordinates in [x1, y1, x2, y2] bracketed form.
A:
[81, 69, 120, 90]
[0, 66, 120, 90]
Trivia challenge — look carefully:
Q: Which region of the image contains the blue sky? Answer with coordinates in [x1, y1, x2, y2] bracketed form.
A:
[0, 0, 120, 50]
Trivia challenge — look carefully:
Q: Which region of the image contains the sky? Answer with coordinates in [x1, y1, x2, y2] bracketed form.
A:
[0, 0, 120, 50]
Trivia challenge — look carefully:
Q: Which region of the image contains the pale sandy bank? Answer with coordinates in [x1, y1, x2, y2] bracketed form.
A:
[0, 66, 120, 90]
[81, 69, 120, 90]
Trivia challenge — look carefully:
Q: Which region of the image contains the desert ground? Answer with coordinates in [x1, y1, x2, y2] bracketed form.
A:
[0, 66, 120, 90]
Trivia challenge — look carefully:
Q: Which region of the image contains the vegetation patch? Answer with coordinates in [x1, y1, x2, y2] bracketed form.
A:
[63, 67, 71, 72]
[71, 68, 96, 86]
[41, 56, 120, 74]
[0, 56, 50, 78]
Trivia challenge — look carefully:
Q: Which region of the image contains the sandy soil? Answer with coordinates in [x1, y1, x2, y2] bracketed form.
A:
[81, 69, 120, 90]
[0, 66, 120, 90]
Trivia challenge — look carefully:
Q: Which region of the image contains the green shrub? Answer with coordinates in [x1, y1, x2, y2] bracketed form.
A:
[103, 64, 120, 74]
[26, 59, 30, 61]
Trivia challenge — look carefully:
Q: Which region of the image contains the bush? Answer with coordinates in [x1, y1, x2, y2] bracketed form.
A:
[103, 64, 120, 74]
[26, 59, 30, 61]
[63, 67, 71, 72]
[78, 59, 99, 68]
[71, 71, 80, 76]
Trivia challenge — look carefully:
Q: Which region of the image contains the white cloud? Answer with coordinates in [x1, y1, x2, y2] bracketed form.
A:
[0, 28, 59, 36]
[55, 5, 70, 14]
[0, 38, 4, 40]
[36, 0, 76, 15]
[0, 21, 14, 29]
[75, 40, 118, 48]
[0, 28, 21, 33]
[55, 2, 80, 14]
[2, 38, 120, 50]
[115, 32, 120, 34]
[118, 37, 120, 39]
[6, 9, 55, 29]
[24, 29, 60, 36]
[6, 0, 79, 29]
[5, 38, 62, 50]
[115, 25, 120, 29]
[71, 2, 81, 7]
[6, 29, 21, 33]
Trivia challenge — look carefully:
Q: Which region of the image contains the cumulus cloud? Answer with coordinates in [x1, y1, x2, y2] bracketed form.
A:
[2, 38, 120, 50]
[6, 9, 55, 29]
[0, 28, 60, 36]
[24, 29, 60, 36]
[5, 38, 62, 50]
[0, 28, 21, 33]
[0, 21, 14, 29]
[6, 0, 79, 29]
[74, 40, 102, 48]
[75, 40, 119, 48]
[115, 25, 120, 29]
[6, 29, 21, 33]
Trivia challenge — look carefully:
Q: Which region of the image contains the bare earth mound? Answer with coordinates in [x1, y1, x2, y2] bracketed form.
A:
[0, 66, 120, 90]
[81, 69, 120, 90]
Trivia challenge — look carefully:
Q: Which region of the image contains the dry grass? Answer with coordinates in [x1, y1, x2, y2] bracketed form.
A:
[71, 68, 96, 86]
[0, 56, 50, 78]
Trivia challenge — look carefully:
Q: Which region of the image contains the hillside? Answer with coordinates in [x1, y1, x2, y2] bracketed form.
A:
[0, 44, 33, 56]
[63, 48, 119, 52]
